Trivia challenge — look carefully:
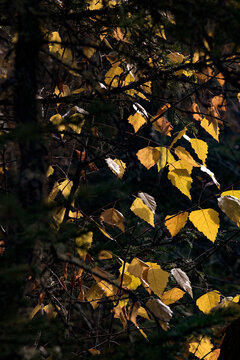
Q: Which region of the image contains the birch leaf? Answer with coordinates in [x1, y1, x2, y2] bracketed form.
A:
[189, 336, 213, 360]
[167, 52, 184, 63]
[128, 112, 146, 132]
[105, 66, 123, 87]
[146, 267, 169, 298]
[165, 212, 188, 237]
[196, 290, 221, 314]
[100, 208, 125, 231]
[136, 146, 160, 170]
[130, 197, 155, 227]
[98, 250, 113, 260]
[200, 117, 219, 142]
[156, 147, 175, 171]
[75, 231, 93, 259]
[146, 298, 172, 330]
[168, 161, 193, 199]
[86, 284, 104, 309]
[118, 262, 141, 290]
[200, 165, 220, 189]
[127, 257, 149, 279]
[161, 288, 185, 305]
[218, 195, 240, 227]
[170, 128, 187, 148]
[190, 138, 208, 165]
[138, 192, 156, 213]
[171, 268, 193, 298]
[105, 158, 126, 179]
[189, 208, 220, 243]
[221, 190, 240, 201]
[175, 146, 199, 167]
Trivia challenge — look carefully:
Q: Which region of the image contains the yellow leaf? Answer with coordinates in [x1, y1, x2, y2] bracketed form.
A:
[167, 52, 184, 63]
[146, 267, 169, 298]
[233, 295, 240, 303]
[105, 158, 126, 179]
[189, 208, 220, 243]
[156, 147, 175, 171]
[128, 112, 147, 132]
[136, 146, 160, 170]
[52, 206, 66, 225]
[165, 212, 188, 237]
[190, 138, 208, 165]
[97, 280, 116, 297]
[43, 304, 58, 318]
[189, 336, 213, 360]
[88, 0, 103, 10]
[137, 306, 150, 320]
[75, 231, 93, 259]
[48, 31, 61, 54]
[196, 290, 221, 314]
[221, 190, 240, 201]
[68, 113, 85, 134]
[152, 116, 173, 136]
[29, 304, 42, 320]
[127, 257, 149, 279]
[50, 113, 63, 126]
[175, 146, 199, 167]
[100, 208, 125, 231]
[209, 349, 221, 360]
[170, 128, 187, 148]
[128, 301, 148, 339]
[218, 195, 240, 227]
[161, 288, 185, 305]
[58, 179, 73, 199]
[86, 284, 104, 309]
[54, 84, 70, 97]
[98, 250, 113, 260]
[105, 66, 123, 87]
[118, 262, 141, 290]
[130, 197, 155, 227]
[46, 165, 54, 177]
[168, 161, 193, 199]
[200, 117, 219, 142]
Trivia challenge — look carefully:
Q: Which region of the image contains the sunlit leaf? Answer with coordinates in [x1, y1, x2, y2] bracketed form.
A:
[200, 117, 219, 142]
[146, 298, 172, 330]
[161, 288, 185, 305]
[189, 208, 220, 243]
[190, 138, 208, 165]
[98, 250, 113, 260]
[156, 147, 175, 171]
[105, 66, 123, 87]
[175, 146, 199, 167]
[170, 128, 187, 148]
[136, 146, 160, 170]
[105, 158, 126, 179]
[128, 112, 147, 132]
[130, 196, 155, 227]
[221, 190, 240, 201]
[167, 52, 184, 63]
[86, 284, 104, 310]
[168, 160, 193, 199]
[165, 212, 188, 237]
[146, 267, 169, 298]
[196, 290, 221, 314]
[189, 336, 213, 360]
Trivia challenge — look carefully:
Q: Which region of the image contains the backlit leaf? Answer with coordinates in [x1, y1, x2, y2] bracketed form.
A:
[146, 267, 169, 298]
[170, 128, 187, 148]
[165, 212, 188, 237]
[200, 165, 220, 189]
[168, 160, 193, 199]
[167, 52, 184, 63]
[105, 66, 123, 87]
[127, 257, 149, 279]
[218, 195, 240, 227]
[118, 262, 141, 290]
[189, 336, 213, 360]
[175, 146, 199, 167]
[156, 147, 175, 171]
[196, 290, 221, 314]
[161, 288, 185, 305]
[146, 298, 172, 330]
[138, 192, 156, 213]
[136, 146, 160, 170]
[190, 138, 208, 165]
[128, 112, 147, 132]
[130, 196, 155, 227]
[152, 116, 173, 136]
[200, 117, 219, 142]
[221, 190, 240, 201]
[189, 208, 220, 243]
[98, 250, 113, 260]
